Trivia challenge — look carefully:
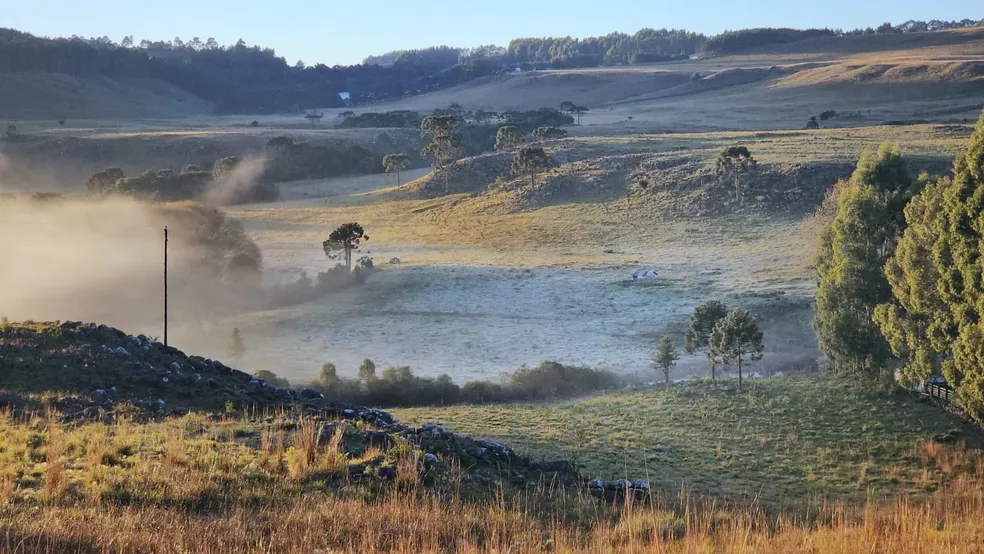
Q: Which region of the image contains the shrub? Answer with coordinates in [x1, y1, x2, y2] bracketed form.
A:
[308, 360, 620, 408]
[253, 370, 290, 388]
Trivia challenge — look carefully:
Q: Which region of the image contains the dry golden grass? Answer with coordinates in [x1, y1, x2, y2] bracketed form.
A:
[0, 405, 983, 552]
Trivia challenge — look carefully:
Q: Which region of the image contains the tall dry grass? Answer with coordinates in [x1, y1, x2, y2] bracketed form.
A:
[1, 413, 983, 553]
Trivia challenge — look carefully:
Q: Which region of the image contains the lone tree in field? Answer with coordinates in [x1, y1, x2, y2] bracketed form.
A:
[709, 308, 764, 393]
[653, 335, 680, 383]
[512, 146, 554, 188]
[685, 300, 729, 380]
[228, 328, 246, 365]
[569, 105, 589, 125]
[421, 115, 463, 193]
[533, 126, 568, 140]
[494, 126, 524, 151]
[559, 101, 575, 114]
[382, 153, 412, 187]
[715, 146, 757, 207]
[814, 144, 914, 378]
[806, 116, 820, 130]
[323, 222, 368, 272]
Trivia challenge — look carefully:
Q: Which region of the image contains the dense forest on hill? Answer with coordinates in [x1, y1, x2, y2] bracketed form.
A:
[1, 17, 981, 114]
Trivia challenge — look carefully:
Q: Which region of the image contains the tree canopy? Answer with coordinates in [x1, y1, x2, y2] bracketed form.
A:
[709, 308, 764, 392]
[323, 223, 368, 272]
[511, 146, 554, 188]
[874, 111, 984, 420]
[653, 335, 680, 384]
[813, 144, 916, 378]
[685, 300, 730, 380]
[494, 126, 525, 151]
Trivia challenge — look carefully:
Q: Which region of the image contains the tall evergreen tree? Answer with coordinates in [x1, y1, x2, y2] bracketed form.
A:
[685, 300, 729, 380]
[875, 110, 984, 420]
[813, 143, 915, 378]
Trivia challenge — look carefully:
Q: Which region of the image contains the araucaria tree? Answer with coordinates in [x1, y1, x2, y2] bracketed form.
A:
[569, 105, 588, 125]
[421, 115, 463, 193]
[323, 222, 368, 272]
[494, 126, 524, 151]
[512, 146, 554, 187]
[653, 335, 680, 383]
[382, 153, 412, 187]
[813, 143, 915, 378]
[685, 300, 729, 380]
[874, 110, 984, 420]
[709, 308, 764, 393]
[715, 146, 757, 207]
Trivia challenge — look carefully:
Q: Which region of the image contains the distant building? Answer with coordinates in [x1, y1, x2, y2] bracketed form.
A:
[338, 92, 351, 101]
[689, 53, 700, 60]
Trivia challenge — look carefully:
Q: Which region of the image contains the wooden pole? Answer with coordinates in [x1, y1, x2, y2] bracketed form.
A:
[164, 226, 168, 347]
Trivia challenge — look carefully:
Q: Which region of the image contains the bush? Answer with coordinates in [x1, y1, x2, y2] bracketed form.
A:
[337, 111, 422, 129]
[532, 126, 568, 140]
[308, 360, 620, 408]
[254, 370, 290, 388]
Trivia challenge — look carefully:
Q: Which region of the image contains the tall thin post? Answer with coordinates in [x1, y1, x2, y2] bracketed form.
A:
[164, 226, 168, 347]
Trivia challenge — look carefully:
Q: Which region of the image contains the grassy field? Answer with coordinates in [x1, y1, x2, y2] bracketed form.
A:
[396, 376, 980, 508]
[2, 384, 984, 553]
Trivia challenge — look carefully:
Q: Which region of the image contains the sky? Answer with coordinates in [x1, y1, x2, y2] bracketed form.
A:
[1, 0, 980, 65]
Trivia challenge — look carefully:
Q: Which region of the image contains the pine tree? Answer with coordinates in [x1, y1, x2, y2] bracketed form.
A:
[653, 335, 680, 383]
[709, 308, 764, 393]
[685, 300, 729, 380]
[813, 143, 915, 378]
[875, 110, 984, 420]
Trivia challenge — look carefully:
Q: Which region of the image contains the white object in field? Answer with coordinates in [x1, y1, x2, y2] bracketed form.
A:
[631, 269, 659, 279]
[338, 92, 351, 101]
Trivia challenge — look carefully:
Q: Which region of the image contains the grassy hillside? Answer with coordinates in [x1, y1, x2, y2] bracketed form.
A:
[395, 376, 979, 508]
[3, 371, 984, 552]
[0, 73, 212, 119]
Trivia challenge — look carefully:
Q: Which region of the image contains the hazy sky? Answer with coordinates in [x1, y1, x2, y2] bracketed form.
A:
[2, 0, 980, 65]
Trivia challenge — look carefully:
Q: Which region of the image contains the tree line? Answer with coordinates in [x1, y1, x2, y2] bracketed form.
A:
[4, 18, 980, 114]
[813, 109, 984, 423]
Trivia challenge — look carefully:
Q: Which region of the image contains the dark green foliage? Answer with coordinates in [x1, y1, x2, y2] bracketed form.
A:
[502, 108, 574, 129]
[709, 308, 764, 392]
[323, 223, 367, 272]
[814, 144, 916, 378]
[699, 28, 837, 56]
[806, 117, 820, 130]
[533, 127, 568, 140]
[494, 126, 524, 151]
[511, 146, 554, 187]
[874, 111, 984, 421]
[421, 116, 464, 192]
[819, 110, 838, 121]
[311, 361, 619, 408]
[685, 300, 730, 380]
[115, 167, 212, 201]
[507, 29, 705, 67]
[337, 111, 422, 129]
[653, 336, 680, 383]
[262, 138, 382, 183]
